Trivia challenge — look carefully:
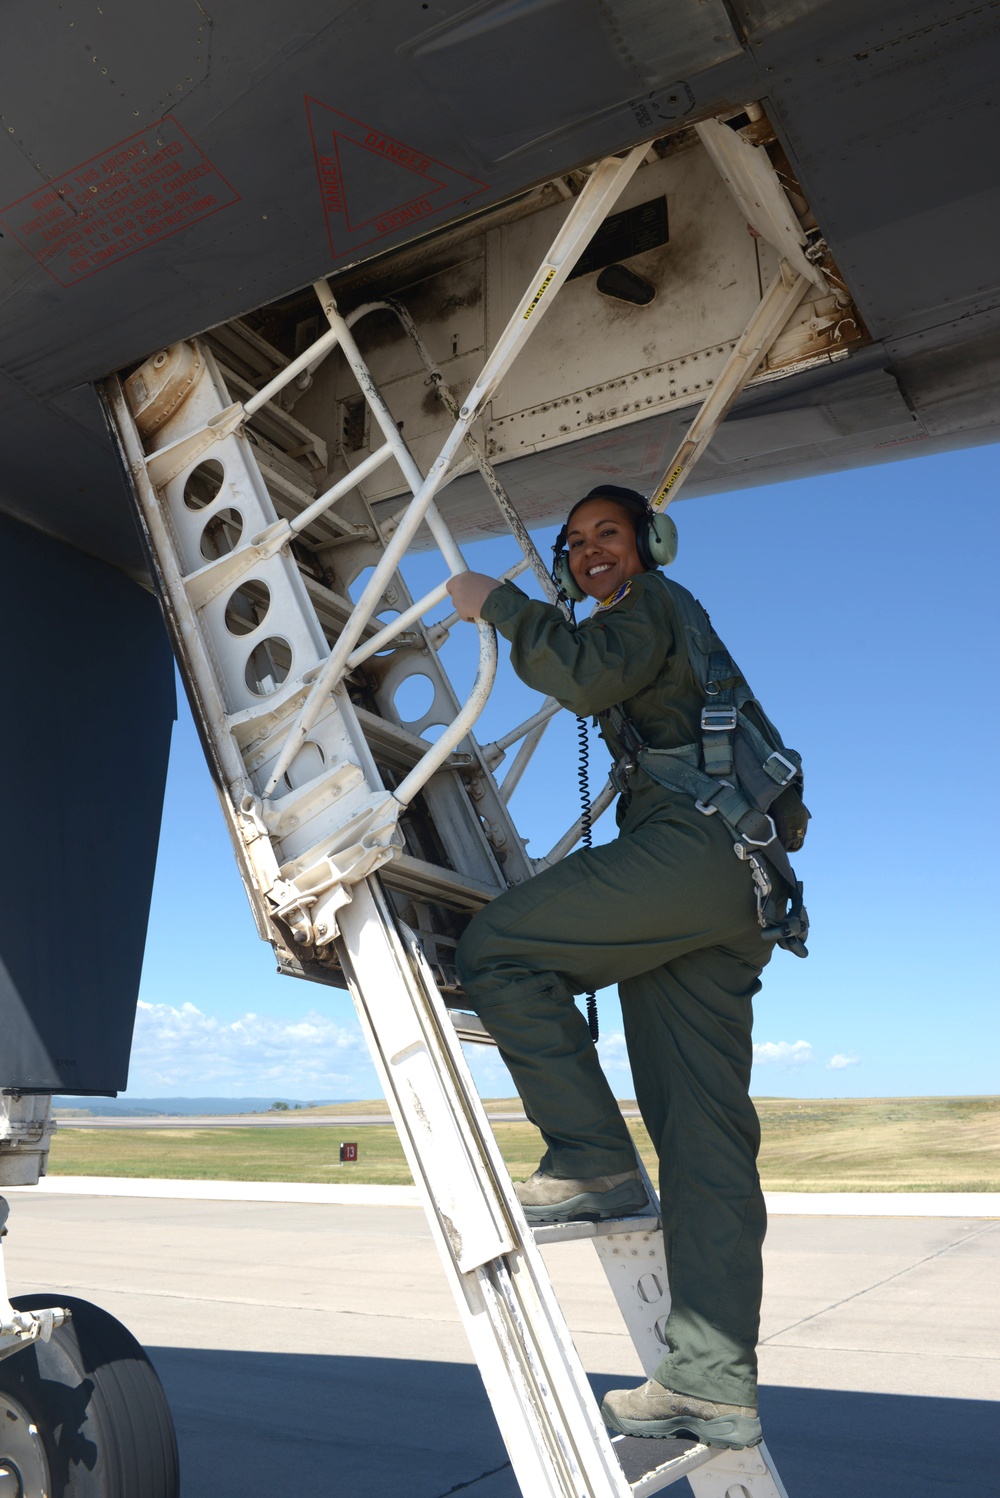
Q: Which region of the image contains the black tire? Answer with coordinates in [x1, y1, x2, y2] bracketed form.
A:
[0, 1295, 179, 1497]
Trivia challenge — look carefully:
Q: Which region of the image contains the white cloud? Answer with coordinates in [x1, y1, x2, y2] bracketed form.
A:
[127, 1000, 377, 1096]
[597, 1030, 632, 1073]
[752, 1039, 815, 1068]
[827, 1052, 861, 1070]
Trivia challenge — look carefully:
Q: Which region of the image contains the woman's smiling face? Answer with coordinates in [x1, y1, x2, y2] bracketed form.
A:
[566, 498, 645, 600]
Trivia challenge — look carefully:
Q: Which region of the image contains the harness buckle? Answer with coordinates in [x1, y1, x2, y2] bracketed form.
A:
[743, 851, 772, 925]
[610, 758, 635, 795]
[701, 705, 738, 732]
[763, 751, 797, 786]
[734, 813, 778, 850]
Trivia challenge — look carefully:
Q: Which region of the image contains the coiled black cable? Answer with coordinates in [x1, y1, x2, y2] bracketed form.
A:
[576, 714, 599, 1044]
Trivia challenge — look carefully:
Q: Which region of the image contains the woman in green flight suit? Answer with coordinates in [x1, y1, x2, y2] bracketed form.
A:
[445, 486, 779, 1450]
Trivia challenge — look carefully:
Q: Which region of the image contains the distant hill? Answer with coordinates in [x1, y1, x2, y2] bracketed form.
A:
[52, 1096, 346, 1117]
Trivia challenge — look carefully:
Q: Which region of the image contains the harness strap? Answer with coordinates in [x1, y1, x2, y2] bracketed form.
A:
[635, 742, 769, 843]
[702, 649, 737, 777]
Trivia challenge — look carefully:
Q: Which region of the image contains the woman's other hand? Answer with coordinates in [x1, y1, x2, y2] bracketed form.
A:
[446, 571, 501, 621]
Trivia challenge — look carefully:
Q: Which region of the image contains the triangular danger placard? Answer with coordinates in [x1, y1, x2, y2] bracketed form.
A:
[306, 99, 488, 259]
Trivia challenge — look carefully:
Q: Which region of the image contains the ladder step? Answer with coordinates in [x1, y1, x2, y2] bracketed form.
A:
[532, 1212, 661, 1246]
[613, 1434, 718, 1495]
[447, 1009, 494, 1045]
[382, 852, 500, 909]
[204, 318, 290, 383]
[213, 356, 328, 469]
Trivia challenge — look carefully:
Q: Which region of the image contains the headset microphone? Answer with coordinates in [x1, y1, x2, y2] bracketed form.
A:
[550, 485, 678, 603]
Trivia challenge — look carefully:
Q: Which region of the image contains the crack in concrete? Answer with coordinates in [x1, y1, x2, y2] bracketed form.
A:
[761, 1220, 1000, 1344]
[435, 1458, 513, 1494]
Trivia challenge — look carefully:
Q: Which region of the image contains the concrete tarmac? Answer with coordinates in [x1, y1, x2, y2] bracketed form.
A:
[2, 1192, 997, 1497]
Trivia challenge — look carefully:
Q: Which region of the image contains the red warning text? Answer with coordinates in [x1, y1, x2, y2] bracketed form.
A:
[0, 116, 240, 286]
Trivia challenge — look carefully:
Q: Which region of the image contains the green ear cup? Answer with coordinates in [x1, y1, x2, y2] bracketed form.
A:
[553, 550, 586, 602]
[647, 510, 678, 567]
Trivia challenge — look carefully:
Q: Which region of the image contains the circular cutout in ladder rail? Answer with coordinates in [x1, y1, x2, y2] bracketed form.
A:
[245, 637, 292, 696]
[284, 741, 326, 790]
[183, 458, 225, 510]
[225, 579, 271, 635]
[392, 672, 435, 725]
[200, 507, 243, 560]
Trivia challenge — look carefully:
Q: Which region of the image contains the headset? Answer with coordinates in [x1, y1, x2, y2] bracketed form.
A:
[550, 484, 678, 603]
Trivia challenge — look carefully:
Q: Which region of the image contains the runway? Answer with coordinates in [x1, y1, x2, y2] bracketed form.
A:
[52, 1111, 544, 1128]
[2, 1188, 997, 1496]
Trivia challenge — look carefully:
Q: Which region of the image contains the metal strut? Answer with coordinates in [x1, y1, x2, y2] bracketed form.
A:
[103, 131, 795, 1498]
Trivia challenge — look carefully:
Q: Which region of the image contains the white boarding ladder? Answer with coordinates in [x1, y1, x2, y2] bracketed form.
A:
[103, 136, 811, 1498]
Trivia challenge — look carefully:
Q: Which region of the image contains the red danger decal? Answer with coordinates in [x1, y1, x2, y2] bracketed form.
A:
[0, 116, 239, 286]
[306, 98, 488, 260]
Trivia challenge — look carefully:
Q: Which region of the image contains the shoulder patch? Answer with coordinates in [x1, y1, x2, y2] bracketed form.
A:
[591, 579, 632, 615]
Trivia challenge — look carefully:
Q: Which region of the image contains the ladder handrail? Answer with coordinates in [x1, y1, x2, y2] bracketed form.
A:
[262, 145, 647, 798]
[346, 297, 561, 605]
[392, 619, 497, 809]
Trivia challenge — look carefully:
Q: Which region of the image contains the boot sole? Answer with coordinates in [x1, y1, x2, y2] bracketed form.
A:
[601, 1405, 762, 1450]
[518, 1183, 649, 1224]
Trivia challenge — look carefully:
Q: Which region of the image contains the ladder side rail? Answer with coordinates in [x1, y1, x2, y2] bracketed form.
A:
[102, 376, 286, 941]
[454, 146, 648, 421]
[693, 118, 827, 295]
[686, 1442, 790, 1498]
[337, 878, 634, 1498]
[265, 146, 647, 796]
[345, 578, 452, 670]
[180, 442, 396, 612]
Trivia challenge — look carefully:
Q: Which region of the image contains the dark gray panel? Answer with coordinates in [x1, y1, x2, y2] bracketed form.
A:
[0, 372, 143, 573]
[743, 0, 1000, 337]
[402, 0, 741, 163]
[0, 515, 175, 1092]
[0, 0, 211, 172]
[892, 323, 1000, 437]
[2, 0, 1000, 573]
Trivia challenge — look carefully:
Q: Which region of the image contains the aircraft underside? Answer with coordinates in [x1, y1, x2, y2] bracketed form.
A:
[1, 3, 998, 1493]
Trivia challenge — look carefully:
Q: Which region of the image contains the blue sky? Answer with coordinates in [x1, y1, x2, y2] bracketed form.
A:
[129, 442, 1000, 1100]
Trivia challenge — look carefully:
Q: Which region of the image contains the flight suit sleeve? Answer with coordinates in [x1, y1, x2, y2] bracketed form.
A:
[480, 574, 675, 716]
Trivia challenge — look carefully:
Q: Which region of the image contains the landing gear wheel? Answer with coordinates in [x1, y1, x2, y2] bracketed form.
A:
[0, 1295, 179, 1497]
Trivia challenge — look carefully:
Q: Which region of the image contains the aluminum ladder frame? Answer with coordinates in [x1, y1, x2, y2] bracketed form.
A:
[103, 135, 808, 1497]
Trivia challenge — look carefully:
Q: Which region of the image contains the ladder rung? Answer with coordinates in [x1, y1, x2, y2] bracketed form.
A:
[531, 1212, 661, 1246]
[205, 319, 290, 381]
[214, 358, 328, 468]
[353, 706, 472, 772]
[614, 1434, 718, 1495]
[447, 1009, 494, 1045]
[303, 578, 386, 643]
[382, 851, 500, 909]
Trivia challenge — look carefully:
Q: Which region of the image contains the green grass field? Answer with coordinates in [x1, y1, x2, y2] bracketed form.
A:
[47, 1095, 1000, 1191]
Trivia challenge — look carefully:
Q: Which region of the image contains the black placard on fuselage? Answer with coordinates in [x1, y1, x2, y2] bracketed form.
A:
[568, 195, 668, 281]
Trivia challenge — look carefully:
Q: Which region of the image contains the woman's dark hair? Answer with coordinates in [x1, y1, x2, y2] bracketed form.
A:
[564, 485, 650, 535]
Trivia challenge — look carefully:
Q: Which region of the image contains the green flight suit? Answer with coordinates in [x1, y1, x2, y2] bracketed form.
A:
[455, 570, 770, 1408]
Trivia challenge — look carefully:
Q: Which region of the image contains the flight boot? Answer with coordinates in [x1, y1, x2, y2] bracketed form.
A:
[514, 1167, 648, 1223]
[601, 1379, 761, 1449]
